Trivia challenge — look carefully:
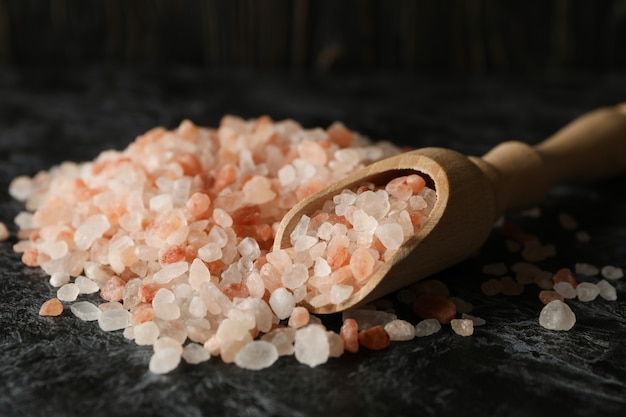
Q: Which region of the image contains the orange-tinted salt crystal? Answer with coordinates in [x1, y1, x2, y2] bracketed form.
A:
[186, 192, 211, 218]
[231, 205, 261, 225]
[327, 123, 353, 148]
[412, 294, 457, 324]
[295, 178, 325, 201]
[538, 290, 564, 305]
[358, 326, 391, 350]
[406, 174, 426, 193]
[214, 164, 237, 191]
[100, 276, 126, 302]
[340, 318, 359, 353]
[177, 153, 203, 176]
[138, 283, 160, 304]
[205, 259, 225, 275]
[22, 248, 39, 267]
[160, 246, 186, 265]
[349, 247, 375, 281]
[409, 211, 424, 227]
[287, 306, 310, 328]
[130, 303, 155, 325]
[411, 279, 450, 297]
[552, 267, 578, 289]
[222, 283, 249, 301]
[330, 265, 355, 285]
[327, 237, 349, 269]
[39, 298, 63, 316]
[385, 176, 413, 201]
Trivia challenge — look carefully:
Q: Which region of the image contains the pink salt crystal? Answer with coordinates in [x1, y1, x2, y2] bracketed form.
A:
[327, 331, 345, 358]
[149, 348, 181, 374]
[288, 306, 310, 329]
[0, 222, 9, 241]
[297, 141, 328, 166]
[182, 343, 211, 365]
[539, 300, 575, 331]
[74, 214, 110, 251]
[329, 284, 353, 305]
[349, 247, 375, 282]
[100, 276, 126, 302]
[385, 176, 413, 201]
[39, 298, 64, 316]
[358, 325, 391, 350]
[384, 319, 416, 341]
[242, 176, 276, 205]
[186, 192, 211, 218]
[374, 223, 404, 250]
[450, 319, 474, 336]
[281, 263, 308, 289]
[340, 318, 359, 353]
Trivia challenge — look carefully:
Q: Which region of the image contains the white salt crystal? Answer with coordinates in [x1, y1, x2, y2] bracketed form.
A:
[70, 301, 101, 321]
[57, 283, 79, 302]
[553, 282, 577, 299]
[208, 226, 229, 248]
[601, 265, 624, 280]
[269, 288, 296, 320]
[294, 235, 318, 252]
[8, 175, 35, 201]
[99, 301, 124, 311]
[278, 164, 296, 186]
[212, 208, 233, 228]
[539, 300, 576, 331]
[575, 262, 599, 276]
[75, 276, 100, 294]
[327, 331, 344, 358]
[597, 280, 617, 301]
[317, 222, 333, 241]
[149, 348, 181, 374]
[49, 272, 70, 287]
[188, 296, 208, 318]
[153, 261, 189, 284]
[98, 309, 131, 331]
[234, 341, 279, 370]
[482, 262, 508, 276]
[238, 237, 261, 260]
[123, 326, 135, 340]
[74, 214, 110, 251]
[375, 223, 404, 250]
[384, 319, 416, 341]
[294, 325, 330, 367]
[281, 263, 309, 289]
[182, 343, 211, 364]
[154, 336, 184, 354]
[188, 258, 212, 291]
[576, 282, 600, 302]
[558, 213, 578, 230]
[149, 194, 173, 212]
[313, 257, 331, 277]
[14, 211, 34, 230]
[216, 318, 250, 345]
[242, 175, 276, 205]
[450, 319, 474, 336]
[289, 215, 310, 245]
[415, 318, 441, 337]
[461, 313, 486, 326]
[134, 321, 160, 345]
[329, 284, 353, 305]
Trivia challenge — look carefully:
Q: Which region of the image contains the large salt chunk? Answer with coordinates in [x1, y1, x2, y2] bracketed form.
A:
[149, 348, 181, 374]
[98, 309, 131, 331]
[70, 301, 101, 321]
[74, 214, 111, 251]
[269, 288, 295, 320]
[242, 175, 276, 205]
[281, 263, 309, 289]
[294, 325, 330, 367]
[375, 223, 404, 250]
[234, 340, 279, 370]
[601, 265, 624, 280]
[539, 300, 576, 331]
[576, 282, 600, 302]
[8, 175, 35, 201]
[329, 284, 353, 305]
[57, 283, 79, 302]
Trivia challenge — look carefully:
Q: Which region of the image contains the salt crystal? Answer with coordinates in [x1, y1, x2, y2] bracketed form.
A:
[414, 318, 441, 337]
[575, 263, 599, 276]
[480, 278, 502, 296]
[500, 276, 524, 296]
[558, 212, 578, 230]
[329, 284, 353, 305]
[313, 257, 331, 277]
[375, 223, 404, 250]
[98, 309, 131, 331]
[75, 276, 100, 294]
[234, 340, 279, 370]
[269, 288, 296, 320]
[576, 282, 600, 302]
[384, 319, 416, 341]
[14, 211, 33, 230]
[39, 298, 64, 316]
[342, 309, 396, 330]
[597, 280, 617, 301]
[134, 321, 160, 345]
[0, 222, 9, 241]
[182, 343, 211, 364]
[57, 283, 79, 302]
[74, 214, 111, 251]
[70, 301, 101, 321]
[539, 300, 576, 331]
[461, 313, 486, 326]
[242, 175, 276, 205]
[154, 336, 184, 354]
[261, 328, 296, 356]
[149, 348, 181, 374]
[553, 282, 577, 299]
[49, 272, 70, 287]
[327, 331, 344, 357]
[153, 261, 189, 284]
[294, 325, 330, 367]
[601, 265, 624, 280]
[281, 263, 309, 289]
[450, 319, 474, 336]
[237, 237, 261, 260]
[289, 215, 310, 245]
[482, 262, 508, 276]
[99, 301, 124, 311]
[8, 175, 35, 201]
[123, 326, 135, 340]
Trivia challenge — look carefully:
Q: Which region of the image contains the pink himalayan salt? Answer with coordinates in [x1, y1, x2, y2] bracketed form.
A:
[340, 318, 359, 353]
[450, 319, 474, 336]
[358, 325, 391, 350]
[0, 222, 9, 241]
[101, 276, 126, 302]
[39, 298, 64, 316]
[287, 306, 310, 328]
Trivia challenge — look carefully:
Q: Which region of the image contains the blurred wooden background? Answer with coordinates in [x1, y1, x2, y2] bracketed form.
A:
[0, 0, 625, 73]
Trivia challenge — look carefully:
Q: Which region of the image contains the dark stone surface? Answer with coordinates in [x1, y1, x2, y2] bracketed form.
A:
[1, 67, 625, 417]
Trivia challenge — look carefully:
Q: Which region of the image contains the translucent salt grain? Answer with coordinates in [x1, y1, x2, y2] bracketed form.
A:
[269, 288, 296, 320]
[39, 298, 64, 316]
[329, 284, 353, 305]
[601, 265, 624, 280]
[149, 348, 182, 374]
[281, 263, 309, 289]
[154, 336, 184, 354]
[75, 276, 100, 294]
[295, 325, 330, 367]
[450, 319, 474, 336]
[153, 261, 189, 284]
[49, 272, 70, 287]
[134, 321, 161, 345]
[384, 319, 416, 341]
[500, 276, 524, 296]
[70, 301, 101, 321]
[374, 223, 404, 250]
[450, 297, 473, 313]
[234, 340, 279, 370]
[242, 176, 276, 205]
[182, 343, 211, 364]
[313, 257, 331, 277]
[0, 222, 9, 241]
[98, 309, 131, 331]
[597, 280, 617, 301]
[74, 214, 111, 251]
[461, 313, 486, 326]
[480, 279, 502, 296]
[294, 234, 318, 252]
[576, 282, 600, 302]
[575, 263, 599, 276]
[342, 309, 396, 330]
[290, 215, 310, 245]
[237, 237, 261, 260]
[414, 318, 441, 337]
[212, 208, 233, 228]
[57, 283, 79, 302]
[539, 300, 576, 331]
[123, 326, 135, 340]
[553, 282, 576, 299]
[327, 331, 344, 358]
[482, 263, 508, 276]
[261, 328, 296, 356]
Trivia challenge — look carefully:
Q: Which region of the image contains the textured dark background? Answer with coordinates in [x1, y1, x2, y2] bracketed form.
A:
[1, 2, 626, 417]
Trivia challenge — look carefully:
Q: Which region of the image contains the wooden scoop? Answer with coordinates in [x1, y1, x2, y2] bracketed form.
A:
[274, 104, 626, 314]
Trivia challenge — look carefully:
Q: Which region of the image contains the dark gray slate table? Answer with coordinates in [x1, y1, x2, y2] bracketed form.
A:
[1, 67, 625, 417]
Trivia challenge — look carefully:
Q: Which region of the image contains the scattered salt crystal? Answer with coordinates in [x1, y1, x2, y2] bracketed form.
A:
[98, 309, 131, 331]
[57, 283, 79, 302]
[70, 301, 101, 321]
[553, 282, 577, 299]
[576, 282, 600, 302]
[261, 328, 296, 356]
[134, 321, 160, 345]
[601, 265, 624, 280]
[575, 263, 599, 276]
[480, 279, 502, 296]
[414, 318, 441, 337]
[329, 284, 353, 305]
[500, 276, 524, 296]
[450, 319, 474, 336]
[539, 300, 575, 331]
[0, 222, 9, 241]
[294, 325, 330, 367]
[14, 211, 33, 230]
[269, 288, 295, 320]
[49, 272, 70, 287]
[149, 348, 182, 374]
[8, 175, 35, 201]
[39, 298, 64, 316]
[384, 319, 416, 341]
[290, 215, 310, 245]
[75, 276, 100, 294]
[182, 343, 211, 364]
[234, 340, 279, 370]
[482, 262, 508, 276]
[461, 313, 485, 326]
[597, 280, 617, 301]
[123, 326, 135, 340]
[327, 331, 345, 357]
[74, 214, 111, 251]
[154, 336, 184, 354]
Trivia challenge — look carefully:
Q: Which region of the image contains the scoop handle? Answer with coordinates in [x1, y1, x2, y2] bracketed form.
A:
[472, 104, 626, 216]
